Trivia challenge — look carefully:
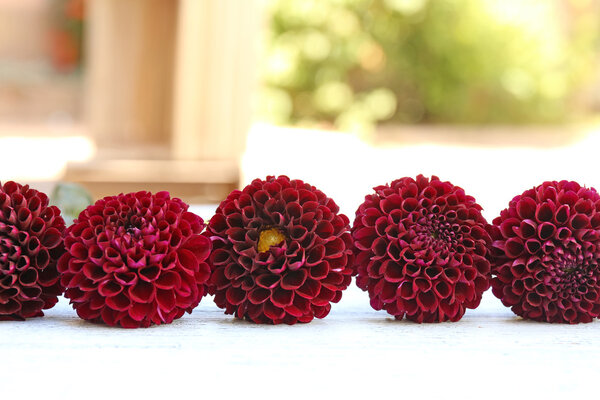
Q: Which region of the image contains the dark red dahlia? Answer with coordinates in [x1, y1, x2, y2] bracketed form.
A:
[352, 175, 491, 323]
[490, 180, 600, 323]
[206, 175, 354, 324]
[58, 191, 211, 328]
[0, 181, 65, 320]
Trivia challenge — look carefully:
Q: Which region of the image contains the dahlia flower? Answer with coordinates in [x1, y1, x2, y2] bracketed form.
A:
[352, 175, 491, 322]
[0, 181, 65, 320]
[206, 175, 354, 324]
[490, 180, 600, 323]
[58, 191, 211, 328]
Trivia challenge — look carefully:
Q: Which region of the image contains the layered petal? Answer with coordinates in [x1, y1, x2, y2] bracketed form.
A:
[58, 191, 211, 328]
[205, 175, 354, 324]
[351, 175, 491, 323]
[0, 181, 65, 320]
[490, 180, 600, 324]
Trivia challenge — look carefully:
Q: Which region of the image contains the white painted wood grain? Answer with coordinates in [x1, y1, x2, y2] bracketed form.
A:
[2, 287, 598, 400]
[2, 210, 598, 400]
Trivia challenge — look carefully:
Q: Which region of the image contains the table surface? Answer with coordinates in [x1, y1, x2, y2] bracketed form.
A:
[3, 206, 599, 399]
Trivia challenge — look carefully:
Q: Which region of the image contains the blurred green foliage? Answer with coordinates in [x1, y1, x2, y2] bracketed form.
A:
[259, 0, 600, 131]
[51, 182, 93, 225]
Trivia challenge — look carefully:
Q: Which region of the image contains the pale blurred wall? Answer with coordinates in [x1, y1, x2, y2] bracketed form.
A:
[0, 0, 81, 123]
[0, 0, 48, 59]
[0, 0, 89, 185]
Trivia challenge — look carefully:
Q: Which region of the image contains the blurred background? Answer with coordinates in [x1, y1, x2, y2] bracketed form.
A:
[2, 0, 600, 220]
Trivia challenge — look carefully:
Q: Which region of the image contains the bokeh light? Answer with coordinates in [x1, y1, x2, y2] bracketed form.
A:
[259, 0, 600, 132]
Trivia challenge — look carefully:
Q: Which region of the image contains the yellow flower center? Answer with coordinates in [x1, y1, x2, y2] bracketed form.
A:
[257, 228, 286, 253]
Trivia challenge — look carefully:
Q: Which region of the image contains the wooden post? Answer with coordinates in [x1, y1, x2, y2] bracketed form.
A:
[85, 0, 177, 147]
[171, 0, 259, 161]
[69, 0, 260, 202]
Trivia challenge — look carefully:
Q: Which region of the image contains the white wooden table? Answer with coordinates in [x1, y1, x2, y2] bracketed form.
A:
[2, 205, 598, 400]
[4, 284, 599, 399]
